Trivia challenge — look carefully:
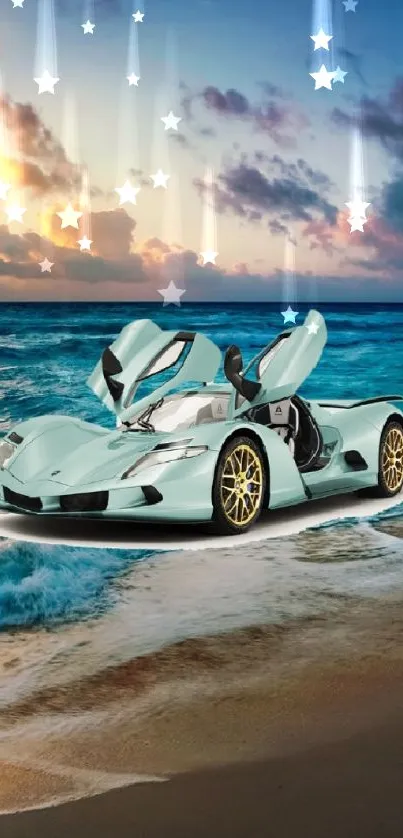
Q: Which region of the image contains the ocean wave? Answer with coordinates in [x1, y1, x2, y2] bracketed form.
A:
[0, 540, 153, 629]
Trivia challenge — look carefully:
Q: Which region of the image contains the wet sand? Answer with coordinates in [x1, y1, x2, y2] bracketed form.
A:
[2, 661, 403, 837]
[1, 592, 403, 834]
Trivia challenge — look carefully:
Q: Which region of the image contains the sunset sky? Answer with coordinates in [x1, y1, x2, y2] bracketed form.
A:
[0, 0, 403, 301]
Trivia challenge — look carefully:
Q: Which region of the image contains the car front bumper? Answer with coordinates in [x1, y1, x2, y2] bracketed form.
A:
[0, 449, 219, 523]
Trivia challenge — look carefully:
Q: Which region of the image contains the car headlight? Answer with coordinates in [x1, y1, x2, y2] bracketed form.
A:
[0, 440, 15, 468]
[121, 444, 208, 479]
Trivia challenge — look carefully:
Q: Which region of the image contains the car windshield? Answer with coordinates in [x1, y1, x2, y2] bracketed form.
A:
[128, 392, 230, 433]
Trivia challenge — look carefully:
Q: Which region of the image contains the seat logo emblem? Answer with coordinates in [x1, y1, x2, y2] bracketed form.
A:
[275, 406, 282, 414]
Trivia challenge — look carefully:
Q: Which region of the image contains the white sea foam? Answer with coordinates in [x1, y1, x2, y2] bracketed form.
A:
[0, 495, 403, 709]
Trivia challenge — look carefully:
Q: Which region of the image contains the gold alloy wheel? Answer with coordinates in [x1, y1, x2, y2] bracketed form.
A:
[381, 425, 403, 492]
[220, 443, 263, 528]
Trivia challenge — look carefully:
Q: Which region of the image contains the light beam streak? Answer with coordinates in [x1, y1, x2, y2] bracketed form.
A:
[160, 28, 182, 130]
[346, 119, 370, 233]
[310, 0, 334, 90]
[160, 141, 185, 300]
[34, 0, 59, 94]
[56, 91, 82, 230]
[154, 27, 185, 302]
[82, 0, 95, 31]
[78, 165, 92, 251]
[127, 11, 140, 84]
[5, 102, 26, 226]
[39, 195, 55, 267]
[62, 89, 80, 176]
[115, 79, 141, 205]
[151, 86, 170, 194]
[0, 71, 13, 198]
[115, 5, 143, 200]
[200, 166, 218, 266]
[281, 232, 298, 320]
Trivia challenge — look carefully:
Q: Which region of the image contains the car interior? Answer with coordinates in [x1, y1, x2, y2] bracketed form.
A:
[246, 396, 324, 472]
[223, 335, 326, 473]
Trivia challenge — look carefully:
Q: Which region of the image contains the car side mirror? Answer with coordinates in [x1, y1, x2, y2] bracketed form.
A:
[224, 344, 261, 403]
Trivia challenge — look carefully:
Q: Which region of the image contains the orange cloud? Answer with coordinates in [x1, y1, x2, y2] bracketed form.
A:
[40, 207, 136, 258]
[0, 96, 82, 199]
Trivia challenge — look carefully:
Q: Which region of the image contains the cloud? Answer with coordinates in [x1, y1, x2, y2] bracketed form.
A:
[331, 77, 403, 161]
[0, 96, 83, 196]
[195, 155, 338, 232]
[297, 171, 403, 272]
[336, 48, 367, 87]
[0, 225, 32, 261]
[201, 85, 308, 145]
[182, 83, 309, 147]
[302, 218, 339, 255]
[339, 175, 403, 275]
[0, 219, 401, 301]
[0, 208, 149, 291]
[257, 82, 288, 99]
[4, 100, 66, 164]
[203, 87, 249, 116]
[54, 250, 148, 285]
[378, 175, 403, 233]
[47, 208, 136, 260]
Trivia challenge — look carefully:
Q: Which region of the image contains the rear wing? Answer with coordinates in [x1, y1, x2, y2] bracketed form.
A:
[318, 395, 403, 409]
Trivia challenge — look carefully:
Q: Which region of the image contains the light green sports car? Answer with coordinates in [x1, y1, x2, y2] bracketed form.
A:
[0, 309, 402, 535]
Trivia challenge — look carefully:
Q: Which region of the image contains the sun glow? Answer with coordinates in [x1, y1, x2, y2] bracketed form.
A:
[0, 155, 18, 186]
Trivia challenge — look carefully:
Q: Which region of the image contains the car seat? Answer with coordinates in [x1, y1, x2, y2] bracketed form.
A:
[249, 399, 299, 455]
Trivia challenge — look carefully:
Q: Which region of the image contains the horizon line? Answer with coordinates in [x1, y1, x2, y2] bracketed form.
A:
[0, 300, 403, 305]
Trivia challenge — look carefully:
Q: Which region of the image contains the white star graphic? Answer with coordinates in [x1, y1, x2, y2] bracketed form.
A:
[158, 280, 185, 307]
[310, 28, 333, 51]
[78, 236, 93, 251]
[161, 111, 182, 131]
[348, 216, 367, 233]
[132, 10, 144, 22]
[127, 73, 140, 86]
[150, 169, 170, 189]
[34, 69, 60, 95]
[310, 65, 335, 91]
[332, 66, 348, 84]
[0, 182, 11, 201]
[5, 204, 26, 223]
[39, 257, 54, 273]
[82, 20, 95, 34]
[200, 250, 218, 265]
[343, 0, 358, 10]
[281, 306, 299, 324]
[306, 321, 320, 335]
[345, 199, 370, 218]
[57, 203, 83, 229]
[115, 180, 141, 205]
[11, 0, 24, 7]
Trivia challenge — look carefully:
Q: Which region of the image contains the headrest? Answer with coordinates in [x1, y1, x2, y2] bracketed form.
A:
[268, 399, 291, 425]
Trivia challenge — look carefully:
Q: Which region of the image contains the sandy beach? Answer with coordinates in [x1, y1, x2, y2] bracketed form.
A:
[0, 510, 403, 834]
[3, 719, 403, 838]
[1, 585, 403, 835]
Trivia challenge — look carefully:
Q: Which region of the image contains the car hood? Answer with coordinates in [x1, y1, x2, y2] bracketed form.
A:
[87, 319, 222, 422]
[4, 417, 174, 487]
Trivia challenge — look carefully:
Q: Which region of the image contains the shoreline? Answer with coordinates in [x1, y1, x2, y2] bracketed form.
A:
[1, 592, 403, 821]
[2, 655, 403, 836]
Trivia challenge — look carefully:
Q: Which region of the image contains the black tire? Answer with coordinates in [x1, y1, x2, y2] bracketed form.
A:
[357, 420, 403, 499]
[211, 435, 266, 535]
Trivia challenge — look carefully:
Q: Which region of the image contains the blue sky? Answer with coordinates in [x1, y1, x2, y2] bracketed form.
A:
[0, 0, 402, 300]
